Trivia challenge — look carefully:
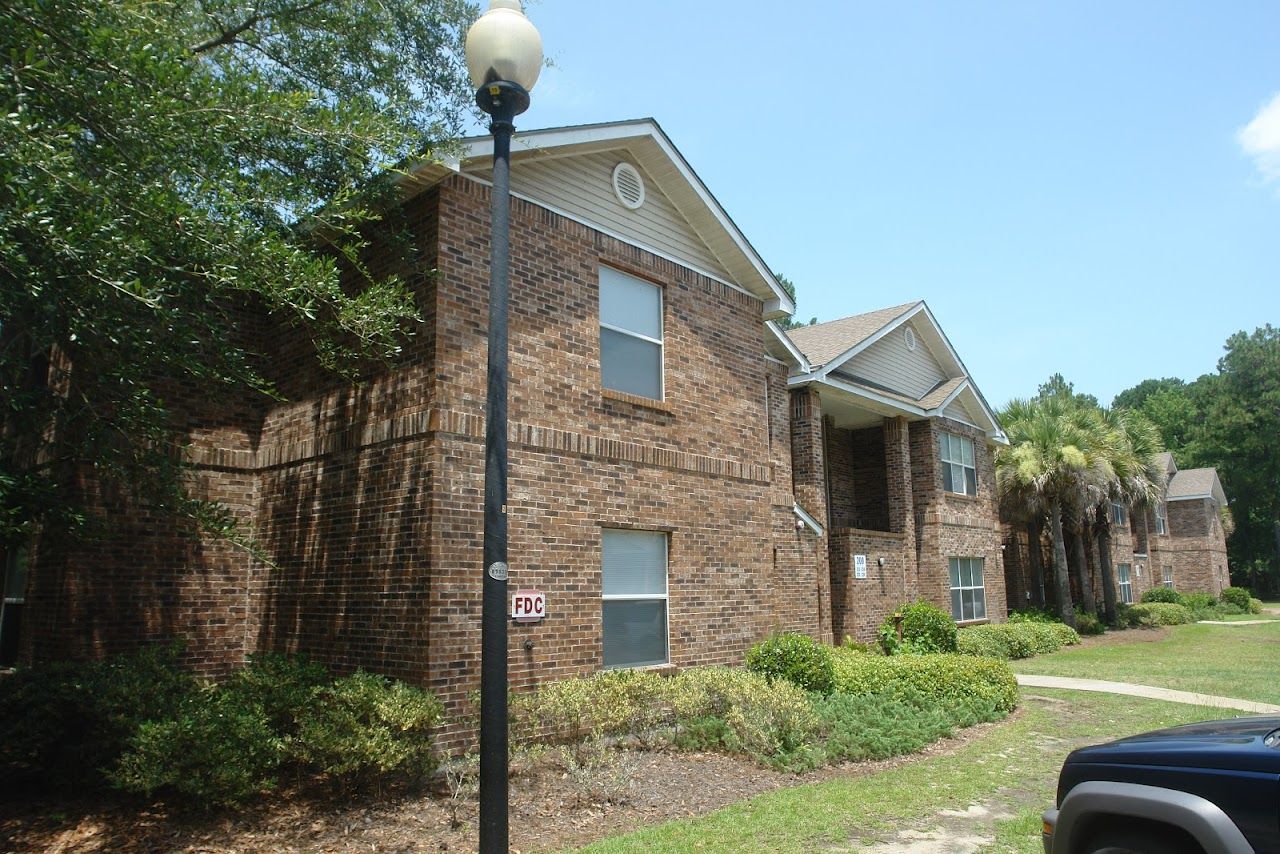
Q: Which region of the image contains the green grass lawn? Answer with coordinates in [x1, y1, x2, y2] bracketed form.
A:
[1011, 621, 1280, 704]
[577, 690, 1224, 853]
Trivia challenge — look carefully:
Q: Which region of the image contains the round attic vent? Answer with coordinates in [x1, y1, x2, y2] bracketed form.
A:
[904, 326, 917, 351]
[612, 162, 645, 210]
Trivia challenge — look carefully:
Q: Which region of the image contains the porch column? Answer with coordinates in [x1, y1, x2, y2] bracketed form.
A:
[884, 416, 917, 597]
[790, 387, 829, 529]
[789, 386, 832, 641]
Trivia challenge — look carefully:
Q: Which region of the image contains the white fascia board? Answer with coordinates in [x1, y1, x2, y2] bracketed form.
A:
[818, 302, 924, 379]
[918, 302, 1004, 434]
[644, 123, 795, 316]
[1169, 491, 1228, 506]
[766, 321, 811, 373]
[929, 382, 1005, 442]
[794, 503, 825, 537]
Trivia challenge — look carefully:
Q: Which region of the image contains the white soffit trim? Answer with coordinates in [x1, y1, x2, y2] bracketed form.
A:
[766, 321, 811, 373]
[794, 503, 825, 537]
[791, 373, 929, 418]
[818, 302, 923, 378]
[450, 119, 795, 318]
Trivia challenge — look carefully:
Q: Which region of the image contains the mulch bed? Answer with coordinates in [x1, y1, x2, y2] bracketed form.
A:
[0, 714, 1014, 853]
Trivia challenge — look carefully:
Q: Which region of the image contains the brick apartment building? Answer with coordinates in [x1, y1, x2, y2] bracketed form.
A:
[780, 304, 1010, 642]
[1002, 452, 1231, 610]
[1, 119, 1013, 709]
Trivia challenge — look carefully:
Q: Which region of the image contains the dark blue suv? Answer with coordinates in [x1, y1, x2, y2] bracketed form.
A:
[1042, 716, 1280, 853]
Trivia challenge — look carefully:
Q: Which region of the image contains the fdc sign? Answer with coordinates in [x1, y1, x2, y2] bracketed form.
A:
[511, 589, 546, 623]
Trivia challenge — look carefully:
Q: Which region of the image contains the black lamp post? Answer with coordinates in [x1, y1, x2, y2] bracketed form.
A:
[464, 2, 542, 852]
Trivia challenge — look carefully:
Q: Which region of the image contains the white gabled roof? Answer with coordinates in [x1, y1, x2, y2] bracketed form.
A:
[405, 118, 794, 320]
[785, 300, 1006, 443]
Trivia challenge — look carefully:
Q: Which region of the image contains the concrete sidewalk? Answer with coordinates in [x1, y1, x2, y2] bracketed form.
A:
[1016, 674, 1280, 715]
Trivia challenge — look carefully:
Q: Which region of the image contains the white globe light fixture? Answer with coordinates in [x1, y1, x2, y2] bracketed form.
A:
[465, 3, 542, 853]
[466, 0, 542, 116]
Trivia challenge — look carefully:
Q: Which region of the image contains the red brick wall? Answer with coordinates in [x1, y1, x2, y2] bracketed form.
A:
[912, 418, 1006, 625]
[20, 168, 827, 737]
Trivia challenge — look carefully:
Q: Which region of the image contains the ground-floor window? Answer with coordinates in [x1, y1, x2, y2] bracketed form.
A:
[1163, 565, 1174, 589]
[0, 546, 28, 667]
[601, 529, 669, 669]
[948, 557, 986, 622]
[1117, 563, 1133, 604]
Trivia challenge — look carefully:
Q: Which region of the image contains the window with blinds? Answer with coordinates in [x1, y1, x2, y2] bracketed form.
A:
[601, 529, 669, 669]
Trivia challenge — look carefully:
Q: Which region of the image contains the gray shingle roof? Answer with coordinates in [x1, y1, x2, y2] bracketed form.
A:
[785, 302, 920, 368]
[1167, 468, 1221, 501]
[918, 376, 968, 409]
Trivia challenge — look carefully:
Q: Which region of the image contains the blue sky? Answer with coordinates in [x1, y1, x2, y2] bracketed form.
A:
[499, 1, 1280, 408]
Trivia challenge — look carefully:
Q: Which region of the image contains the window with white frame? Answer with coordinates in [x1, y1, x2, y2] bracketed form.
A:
[1111, 502, 1127, 526]
[940, 433, 976, 496]
[1155, 503, 1168, 535]
[601, 529, 669, 669]
[599, 267, 663, 400]
[1163, 566, 1174, 589]
[948, 557, 986, 621]
[1117, 563, 1133, 604]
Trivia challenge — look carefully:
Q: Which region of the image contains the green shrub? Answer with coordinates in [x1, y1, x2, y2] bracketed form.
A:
[1075, 613, 1105, 635]
[1248, 598, 1264, 615]
[807, 685, 1003, 770]
[0, 644, 195, 789]
[232, 652, 330, 737]
[956, 626, 1011, 659]
[840, 636, 872, 654]
[1128, 602, 1195, 627]
[1219, 602, 1244, 616]
[956, 622, 1062, 660]
[878, 601, 958, 655]
[510, 669, 670, 744]
[1140, 587, 1184, 605]
[1048, 622, 1081, 645]
[668, 667, 818, 760]
[745, 632, 836, 694]
[1115, 603, 1139, 628]
[832, 648, 1018, 713]
[1181, 592, 1216, 611]
[1008, 606, 1060, 624]
[295, 671, 444, 783]
[111, 686, 284, 805]
[1220, 587, 1252, 609]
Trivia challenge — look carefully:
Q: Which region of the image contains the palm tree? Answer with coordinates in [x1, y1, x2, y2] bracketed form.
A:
[997, 397, 1113, 628]
[1094, 408, 1167, 624]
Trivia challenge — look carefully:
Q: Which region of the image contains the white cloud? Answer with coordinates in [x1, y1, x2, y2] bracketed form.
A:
[1238, 92, 1280, 186]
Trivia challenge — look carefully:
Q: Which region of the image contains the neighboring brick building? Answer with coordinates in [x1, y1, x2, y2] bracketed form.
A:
[781, 303, 1011, 643]
[1002, 452, 1232, 612]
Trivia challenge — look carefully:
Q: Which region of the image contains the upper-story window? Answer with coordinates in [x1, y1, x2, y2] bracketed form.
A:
[940, 432, 976, 496]
[600, 266, 663, 400]
[1155, 503, 1168, 535]
[1111, 502, 1127, 527]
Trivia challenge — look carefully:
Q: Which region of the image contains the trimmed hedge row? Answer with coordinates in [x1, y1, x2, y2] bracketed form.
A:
[956, 621, 1079, 660]
[1127, 602, 1195, 627]
[831, 648, 1019, 713]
